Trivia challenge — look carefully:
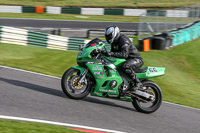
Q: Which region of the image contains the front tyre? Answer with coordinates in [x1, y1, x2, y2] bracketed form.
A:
[61, 68, 91, 100]
[132, 80, 162, 113]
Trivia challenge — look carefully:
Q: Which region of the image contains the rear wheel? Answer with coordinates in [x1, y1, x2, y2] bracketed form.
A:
[132, 80, 162, 113]
[61, 68, 91, 100]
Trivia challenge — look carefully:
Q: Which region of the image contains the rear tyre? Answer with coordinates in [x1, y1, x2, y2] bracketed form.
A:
[132, 80, 162, 113]
[61, 68, 91, 100]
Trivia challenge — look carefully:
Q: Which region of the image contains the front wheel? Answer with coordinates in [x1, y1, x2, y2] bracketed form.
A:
[61, 68, 91, 100]
[132, 80, 162, 113]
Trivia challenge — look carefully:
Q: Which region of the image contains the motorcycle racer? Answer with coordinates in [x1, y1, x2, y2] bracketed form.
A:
[103, 25, 143, 92]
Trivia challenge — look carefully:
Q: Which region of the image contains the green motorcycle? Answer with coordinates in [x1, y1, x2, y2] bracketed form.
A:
[61, 39, 165, 113]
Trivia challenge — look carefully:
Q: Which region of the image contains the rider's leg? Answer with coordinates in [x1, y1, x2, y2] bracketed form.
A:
[122, 58, 143, 91]
[130, 68, 143, 90]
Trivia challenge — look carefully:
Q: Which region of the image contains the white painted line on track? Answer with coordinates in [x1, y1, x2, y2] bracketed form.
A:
[0, 115, 127, 133]
[163, 101, 200, 111]
[0, 65, 60, 80]
[1, 65, 200, 111]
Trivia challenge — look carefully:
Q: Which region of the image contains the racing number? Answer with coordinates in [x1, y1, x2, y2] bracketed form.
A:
[149, 68, 158, 72]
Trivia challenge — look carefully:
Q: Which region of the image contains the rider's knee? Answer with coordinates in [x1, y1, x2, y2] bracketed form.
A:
[122, 62, 130, 69]
[125, 68, 132, 74]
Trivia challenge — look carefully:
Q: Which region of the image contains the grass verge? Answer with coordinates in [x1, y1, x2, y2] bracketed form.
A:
[0, 119, 83, 133]
[142, 39, 200, 108]
[0, 39, 200, 109]
[0, 0, 199, 9]
[0, 13, 139, 22]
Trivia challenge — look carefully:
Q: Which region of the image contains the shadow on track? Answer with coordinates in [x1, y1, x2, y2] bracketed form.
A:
[0, 77, 66, 98]
[84, 97, 136, 112]
[0, 77, 136, 112]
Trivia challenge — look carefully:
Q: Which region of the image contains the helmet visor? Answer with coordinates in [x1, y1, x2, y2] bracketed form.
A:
[105, 33, 113, 44]
[105, 27, 114, 44]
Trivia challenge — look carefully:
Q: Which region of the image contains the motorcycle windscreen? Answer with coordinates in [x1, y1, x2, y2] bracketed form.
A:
[85, 38, 103, 48]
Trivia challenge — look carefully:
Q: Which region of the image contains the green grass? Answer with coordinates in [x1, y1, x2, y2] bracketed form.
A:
[0, 13, 139, 22]
[0, 119, 83, 133]
[0, 43, 78, 77]
[0, 39, 200, 109]
[0, 0, 199, 9]
[142, 40, 200, 108]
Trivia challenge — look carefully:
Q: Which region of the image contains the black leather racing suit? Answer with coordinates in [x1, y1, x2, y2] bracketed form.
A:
[110, 34, 143, 86]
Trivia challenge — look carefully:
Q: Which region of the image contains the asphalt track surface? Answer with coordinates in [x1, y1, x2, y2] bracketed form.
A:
[0, 18, 138, 30]
[0, 18, 185, 31]
[0, 66, 200, 133]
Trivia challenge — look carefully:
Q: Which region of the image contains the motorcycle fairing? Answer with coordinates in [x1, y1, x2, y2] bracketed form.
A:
[136, 67, 165, 79]
[86, 63, 123, 96]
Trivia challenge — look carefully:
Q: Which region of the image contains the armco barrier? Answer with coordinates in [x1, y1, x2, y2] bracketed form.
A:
[61, 7, 81, 14]
[81, 8, 104, 15]
[0, 26, 76, 51]
[47, 35, 68, 50]
[0, 5, 199, 18]
[0, 5, 22, 13]
[27, 31, 48, 48]
[144, 21, 200, 50]
[46, 6, 61, 14]
[0, 26, 111, 52]
[169, 21, 200, 46]
[22, 6, 35, 13]
[104, 8, 124, 15]
[0, 26, 28, 45]
[68, 38, 85, 51]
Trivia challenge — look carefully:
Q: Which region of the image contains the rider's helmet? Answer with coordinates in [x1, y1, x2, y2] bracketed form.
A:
[105, 25, 120, 44]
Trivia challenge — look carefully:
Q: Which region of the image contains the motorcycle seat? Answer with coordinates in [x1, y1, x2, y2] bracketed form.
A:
[135, 67, 147, 73]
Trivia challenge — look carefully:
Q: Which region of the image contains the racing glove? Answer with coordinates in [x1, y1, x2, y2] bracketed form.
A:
[102, 51, 113, 56]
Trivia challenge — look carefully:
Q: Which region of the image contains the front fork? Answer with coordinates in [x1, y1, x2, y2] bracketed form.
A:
[77, 69, 88, 85]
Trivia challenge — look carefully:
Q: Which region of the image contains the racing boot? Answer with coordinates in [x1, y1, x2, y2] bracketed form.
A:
[130, 73, 143, 92]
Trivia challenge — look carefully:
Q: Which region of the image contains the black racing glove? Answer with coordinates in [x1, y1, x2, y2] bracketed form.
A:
[102, 51, 113, 56]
